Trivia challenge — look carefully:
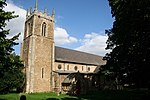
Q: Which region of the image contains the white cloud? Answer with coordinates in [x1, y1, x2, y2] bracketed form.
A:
[54, 27, 78, 46]
[4, 2, 78, 46]
[76, 32, 110, 56]
[4, 1, 26, 43]
[3, 2, 109, 56]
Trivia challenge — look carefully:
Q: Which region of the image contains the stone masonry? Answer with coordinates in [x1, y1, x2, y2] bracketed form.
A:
[21, 1, 55, 93]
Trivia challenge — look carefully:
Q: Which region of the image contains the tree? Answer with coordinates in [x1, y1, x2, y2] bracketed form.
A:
[0, 0, 24, 93]
[103, 0, 150, 88]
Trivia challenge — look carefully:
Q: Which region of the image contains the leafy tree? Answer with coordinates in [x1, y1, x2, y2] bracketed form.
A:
[103, 0, 150, 88]
[0, 0, 24, 93]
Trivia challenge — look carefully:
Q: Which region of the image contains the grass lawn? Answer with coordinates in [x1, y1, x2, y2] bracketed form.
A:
[0, 90, 150, 100]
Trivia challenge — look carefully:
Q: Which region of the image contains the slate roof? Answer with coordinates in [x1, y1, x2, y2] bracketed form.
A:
[55, 46, 106, 66]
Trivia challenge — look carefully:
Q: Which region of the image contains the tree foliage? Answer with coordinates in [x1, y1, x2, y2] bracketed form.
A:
[0, 0, 24, 93]
[103, 0, 150, 88]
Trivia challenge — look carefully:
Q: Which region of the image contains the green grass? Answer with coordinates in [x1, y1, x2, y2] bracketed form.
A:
[0, 92, 79, 100]
[0, 90, 150, 100]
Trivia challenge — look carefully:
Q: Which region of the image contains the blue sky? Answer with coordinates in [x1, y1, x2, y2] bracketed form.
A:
[5, 0, 113, 56]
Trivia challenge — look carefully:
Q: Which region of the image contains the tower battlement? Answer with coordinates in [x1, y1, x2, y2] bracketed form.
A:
[26, 0, 54, 22]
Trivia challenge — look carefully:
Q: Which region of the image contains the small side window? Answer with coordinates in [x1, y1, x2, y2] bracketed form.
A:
[67, 65, 69, 70]
[82, 66, 84, 71]
[41, 68, 44, 78]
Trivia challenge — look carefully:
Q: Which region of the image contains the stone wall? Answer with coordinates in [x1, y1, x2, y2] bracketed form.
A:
[52, 61, 100, 93]
[22, 10, 54, 93]
[54, 62, 99, 73]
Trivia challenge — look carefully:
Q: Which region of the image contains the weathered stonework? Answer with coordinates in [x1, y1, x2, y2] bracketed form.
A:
[21, 5, 54, 93]
[21, 1, 105, 94]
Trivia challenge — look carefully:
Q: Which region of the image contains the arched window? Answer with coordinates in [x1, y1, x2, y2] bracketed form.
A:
[42, 22, 46, 36]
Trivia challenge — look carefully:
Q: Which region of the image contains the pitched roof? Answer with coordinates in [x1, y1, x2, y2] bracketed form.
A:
[55, 46, 106, 66]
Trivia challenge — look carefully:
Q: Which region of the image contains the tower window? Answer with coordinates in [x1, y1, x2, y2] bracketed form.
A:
[41, 68, 44, 78]
[42, 22, 46, 36]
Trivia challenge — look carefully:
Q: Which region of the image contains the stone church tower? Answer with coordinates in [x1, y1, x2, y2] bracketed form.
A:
[21, 1, 55, 93]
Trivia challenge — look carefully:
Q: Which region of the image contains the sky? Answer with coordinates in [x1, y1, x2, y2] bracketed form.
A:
[4, 0, 113, 56]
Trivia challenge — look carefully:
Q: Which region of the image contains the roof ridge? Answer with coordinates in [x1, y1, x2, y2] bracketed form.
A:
[55, 46, 106, 65]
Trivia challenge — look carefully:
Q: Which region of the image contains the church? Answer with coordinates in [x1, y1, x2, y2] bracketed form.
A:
[20, 1, 105, 94]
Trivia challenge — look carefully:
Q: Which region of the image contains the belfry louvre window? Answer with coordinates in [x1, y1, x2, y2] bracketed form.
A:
[42, 22, 46, 36]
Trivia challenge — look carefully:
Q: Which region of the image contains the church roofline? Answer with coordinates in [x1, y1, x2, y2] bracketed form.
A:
[55, 46, 106, 66]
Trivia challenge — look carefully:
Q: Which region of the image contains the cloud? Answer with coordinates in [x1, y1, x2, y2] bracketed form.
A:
[4, 1, 26, 43]
[4, 2, 77, 46]
[54, 27, 78, 46]
[3, 2, 109, 57]
[76, 32, 110, 56]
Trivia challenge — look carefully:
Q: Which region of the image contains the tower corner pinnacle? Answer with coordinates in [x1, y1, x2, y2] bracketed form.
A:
[52, 8, 55, 17]
[34, 0, 38, 12]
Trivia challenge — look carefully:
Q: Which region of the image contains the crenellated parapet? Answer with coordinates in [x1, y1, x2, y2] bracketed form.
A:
[26, 0, 54, 22]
